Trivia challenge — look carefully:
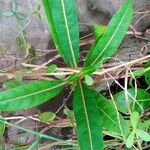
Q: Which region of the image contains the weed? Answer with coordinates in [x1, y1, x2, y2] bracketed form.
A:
[0, 0, 150, 150]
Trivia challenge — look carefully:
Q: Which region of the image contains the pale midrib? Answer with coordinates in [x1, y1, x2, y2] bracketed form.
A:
[79, 81, 93, 150]
[91, 4, 129, 66]
[97, 106, 120, 128]
[0, 82, 65, 104]
[61, 0, 77, 68]
[138, 99, 150, 102]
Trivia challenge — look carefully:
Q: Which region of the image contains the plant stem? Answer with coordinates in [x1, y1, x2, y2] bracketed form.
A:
[0, 118, 77, 146]
[136, 135, 142, 150]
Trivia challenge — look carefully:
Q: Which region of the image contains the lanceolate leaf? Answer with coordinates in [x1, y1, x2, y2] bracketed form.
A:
[42, 0, 79, 67]
[73, 82, 103, 150]
[0, 80, 65, 111]
[84, 0, 133, 68]
[94, 91, 129, 138]
[113, 88, 150, 114]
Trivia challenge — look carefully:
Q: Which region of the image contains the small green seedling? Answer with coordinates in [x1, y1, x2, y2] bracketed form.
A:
[126, 111, 150, 148]
[39, 111, 56, 123]
[0, 0, 149, 149]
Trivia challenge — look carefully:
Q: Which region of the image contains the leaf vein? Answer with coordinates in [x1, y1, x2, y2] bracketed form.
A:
[0, 82, 65, 104]
[79, 81, 93, 150]
[60, 0, 77, 67]
[91, 2, 130, 66]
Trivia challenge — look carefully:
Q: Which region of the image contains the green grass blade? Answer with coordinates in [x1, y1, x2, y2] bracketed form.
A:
[0, 119, 77, 147]
[84, 0, 133, 68]
[0, 80, 65, 111]
[42, 0, 79, 67]
[73, 81, 103, 150]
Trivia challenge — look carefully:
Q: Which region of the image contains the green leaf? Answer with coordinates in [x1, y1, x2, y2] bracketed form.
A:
[94, 91, 129, 138]
[3, 79, 22, 90]
[80, 63, 100, 76]
[0, 80, 65, 111]
[136, 129, 150, 142]
[2, 11, 14, 17]
[130, 111, 140, 130]
[54, 71, 66, 80]
[45, 64, 57, 73]
[64, 107, 75, 127]
[84, 75, 94, 86]
[39, 112, 56, 123]
[0, 121, 5, 138]
[137, 120, 150, 131]
[73, 82, 103, 150]
[84, 0, 133, 69]
[125, 131, 135, 148]
[133, 69, 145, 77]
[42, 0, 79, 67]
[93, 24, 107, 40]
[134, 61, 150, 78]
[3, 77, 22, 90]
[113, 88, 150, 113]
[144, 61, 150, 86]
[64, 106, 74, 118]
[67, 73, 79, 84]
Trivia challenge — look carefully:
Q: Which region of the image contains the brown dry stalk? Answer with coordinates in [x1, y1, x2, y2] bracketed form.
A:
[0, 55, 150, 80]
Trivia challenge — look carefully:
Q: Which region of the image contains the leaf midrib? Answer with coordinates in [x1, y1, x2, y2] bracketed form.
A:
[60, 0, 77, 68]
[91, 2, 130, 66]
[97, 106, 120, 128]
[79, 81, 93, 150]
[137, 99, 150, 102]
[0, 82, 65, 104]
